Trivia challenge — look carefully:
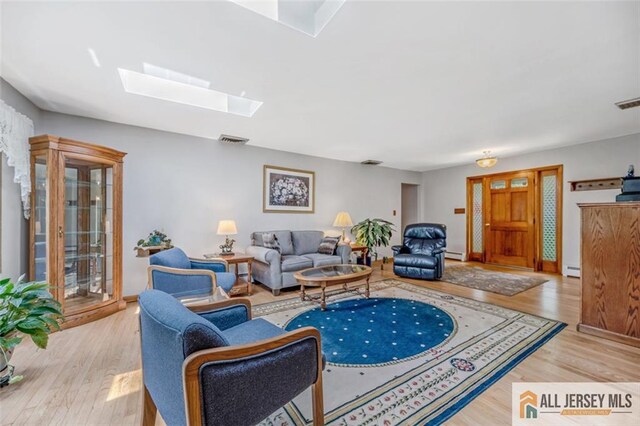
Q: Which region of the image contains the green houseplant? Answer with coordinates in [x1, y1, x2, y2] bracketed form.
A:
[0, 276, 63, 386]
[350, 218, 395, 265]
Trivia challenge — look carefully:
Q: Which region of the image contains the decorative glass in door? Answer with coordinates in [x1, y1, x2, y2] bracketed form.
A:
[541, 174, 557, 262]
[63, 157, 114, 313]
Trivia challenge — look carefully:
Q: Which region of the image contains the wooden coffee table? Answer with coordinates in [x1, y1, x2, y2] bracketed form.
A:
[294, 264, 372, 310]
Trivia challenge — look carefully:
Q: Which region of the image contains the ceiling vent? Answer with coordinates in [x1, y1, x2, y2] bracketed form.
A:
[615, 97, 640, 110]
[361, 160, 383, 166]
[218, 134, 249, 145]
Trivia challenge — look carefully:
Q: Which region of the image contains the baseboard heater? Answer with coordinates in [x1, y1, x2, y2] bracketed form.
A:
[564, 265, 581, 278]
[445, 251, 466, 261]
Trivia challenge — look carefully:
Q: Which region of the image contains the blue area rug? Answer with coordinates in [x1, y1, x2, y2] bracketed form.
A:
[285, 298, 455, 366]
[256, 279, 566, 426]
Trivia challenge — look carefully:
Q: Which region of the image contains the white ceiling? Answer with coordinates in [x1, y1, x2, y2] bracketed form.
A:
[2, 1, 639, 171]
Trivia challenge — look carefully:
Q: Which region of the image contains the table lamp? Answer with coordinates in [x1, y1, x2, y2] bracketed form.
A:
[217, 220, 238, 255]
[333, 211, 353, 242]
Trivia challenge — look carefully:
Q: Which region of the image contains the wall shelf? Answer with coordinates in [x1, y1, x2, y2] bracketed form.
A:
[569, 177, 622, 192]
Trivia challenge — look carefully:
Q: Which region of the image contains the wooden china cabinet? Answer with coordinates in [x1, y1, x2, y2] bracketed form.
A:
[29, 135, 126, 329]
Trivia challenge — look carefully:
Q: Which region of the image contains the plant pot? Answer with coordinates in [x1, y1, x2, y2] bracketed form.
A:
[0, 334, 17, 374]
[356, 256, 372, 267]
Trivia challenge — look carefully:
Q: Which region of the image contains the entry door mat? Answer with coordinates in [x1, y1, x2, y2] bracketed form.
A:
[442, 264, 548, 296]
[256, 279, 565, 425]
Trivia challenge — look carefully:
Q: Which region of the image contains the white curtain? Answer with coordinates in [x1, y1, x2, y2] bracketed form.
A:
[0, 99, 34, 219]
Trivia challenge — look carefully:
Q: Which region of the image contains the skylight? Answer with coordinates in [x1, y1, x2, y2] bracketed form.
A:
[118, 67, 263, 117]
[229, 0, 345, 37]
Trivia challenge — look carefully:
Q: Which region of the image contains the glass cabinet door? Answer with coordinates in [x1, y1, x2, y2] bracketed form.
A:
[62, 156, 114, 313]
[33, 155, 48, 282]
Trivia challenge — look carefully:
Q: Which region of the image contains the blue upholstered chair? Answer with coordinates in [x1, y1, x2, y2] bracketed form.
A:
[138, 289, 325, 426]
[147, 248, 236, 301]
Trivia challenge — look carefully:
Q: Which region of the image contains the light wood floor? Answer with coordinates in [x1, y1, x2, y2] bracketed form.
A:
[2, 262, 639, 425]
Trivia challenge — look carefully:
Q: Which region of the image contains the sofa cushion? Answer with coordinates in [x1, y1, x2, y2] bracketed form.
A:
[302, 253, 342, 267]
[292, 231, 324, 255]
[317, 236, 340, 255]
[393, 253, 438, 268]
[281, 255, 313, 272]
[261, 233, 281, 252]
[253, 231, 294, 255]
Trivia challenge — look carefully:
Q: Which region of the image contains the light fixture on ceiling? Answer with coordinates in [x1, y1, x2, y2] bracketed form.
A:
[476, 151, 498, 168]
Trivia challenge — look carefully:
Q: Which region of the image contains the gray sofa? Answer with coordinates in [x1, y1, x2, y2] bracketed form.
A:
[246, 230, 352, 295]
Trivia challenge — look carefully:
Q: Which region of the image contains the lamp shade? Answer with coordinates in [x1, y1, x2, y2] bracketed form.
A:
[216, 220, 238, 235]
[333, 211, 353, 227]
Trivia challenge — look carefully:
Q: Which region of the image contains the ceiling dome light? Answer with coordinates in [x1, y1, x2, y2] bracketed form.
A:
[476, 151, 498, 168]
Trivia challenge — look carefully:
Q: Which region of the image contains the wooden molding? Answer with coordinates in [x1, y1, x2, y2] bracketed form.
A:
[123, 295, 138, 303]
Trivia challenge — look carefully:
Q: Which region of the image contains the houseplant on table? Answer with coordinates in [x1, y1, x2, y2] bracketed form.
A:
[350, 218, 395, 266]
[134, 229, 174, 257]
[0, 276, 63, 387]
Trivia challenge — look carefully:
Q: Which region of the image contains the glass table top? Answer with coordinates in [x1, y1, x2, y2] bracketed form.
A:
[299, 264, 370, 278]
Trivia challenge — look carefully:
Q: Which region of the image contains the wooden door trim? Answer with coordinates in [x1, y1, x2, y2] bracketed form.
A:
[466, 164, 563, 273]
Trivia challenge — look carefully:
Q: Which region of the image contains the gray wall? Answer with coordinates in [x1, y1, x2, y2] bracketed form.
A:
[39, 111, 422, 295]
[0, 78, 40, 280]
[421, 133, 640, 275]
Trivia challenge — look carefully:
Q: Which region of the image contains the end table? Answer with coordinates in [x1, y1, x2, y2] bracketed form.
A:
[204, 253, 254, 296]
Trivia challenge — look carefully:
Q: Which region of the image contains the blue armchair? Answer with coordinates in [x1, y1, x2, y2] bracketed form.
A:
[139, 289, 325, 426]
[147, 247, 236, 301]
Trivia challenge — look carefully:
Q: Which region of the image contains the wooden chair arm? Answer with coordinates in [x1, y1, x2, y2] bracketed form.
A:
[186, 297, 252, 319]
[182, 327, 323, 426]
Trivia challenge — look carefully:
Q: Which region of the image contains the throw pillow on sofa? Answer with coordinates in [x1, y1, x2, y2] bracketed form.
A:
[317, 236, 340, 255]
[262, 233, 281, 252]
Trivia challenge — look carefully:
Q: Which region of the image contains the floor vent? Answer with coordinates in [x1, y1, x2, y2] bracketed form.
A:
[615, 97, 640, 110]
[218, 134, 249, 145]
[361, 160, 383, 165]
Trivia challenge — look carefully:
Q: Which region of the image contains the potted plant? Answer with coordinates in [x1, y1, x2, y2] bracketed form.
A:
[350, 218, 395, 266]
[134, 229, 174, 257]
[0, 276, 63, 386]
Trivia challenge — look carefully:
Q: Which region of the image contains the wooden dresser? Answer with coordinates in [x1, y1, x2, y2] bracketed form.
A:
[578, 202, 640, 347]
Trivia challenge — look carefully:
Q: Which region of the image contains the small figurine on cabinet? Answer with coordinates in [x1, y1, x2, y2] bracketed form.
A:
[627, 164, 635, 178]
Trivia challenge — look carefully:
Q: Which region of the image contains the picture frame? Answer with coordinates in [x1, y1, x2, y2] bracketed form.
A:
[263, 165, 315, 213]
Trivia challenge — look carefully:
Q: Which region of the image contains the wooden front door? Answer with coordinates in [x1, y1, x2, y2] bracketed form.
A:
[485, 171, 535, 268]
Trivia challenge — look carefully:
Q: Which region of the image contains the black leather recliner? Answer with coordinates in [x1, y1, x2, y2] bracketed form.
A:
[392, 223, 446, 280]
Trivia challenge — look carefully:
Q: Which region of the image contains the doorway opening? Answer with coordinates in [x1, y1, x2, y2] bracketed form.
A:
[401, 183, 419, 234]
[466, 165, 562, 273]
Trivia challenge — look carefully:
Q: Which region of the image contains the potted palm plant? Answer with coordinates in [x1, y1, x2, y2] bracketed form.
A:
[350, 218, 395, 266]
[0, 276, 63, 386]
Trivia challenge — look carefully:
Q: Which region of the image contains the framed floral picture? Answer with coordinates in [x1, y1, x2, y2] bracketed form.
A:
[263, 165, 315, 213]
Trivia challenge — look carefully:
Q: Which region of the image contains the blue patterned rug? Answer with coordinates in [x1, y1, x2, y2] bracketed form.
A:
[256, 279, 566, 426]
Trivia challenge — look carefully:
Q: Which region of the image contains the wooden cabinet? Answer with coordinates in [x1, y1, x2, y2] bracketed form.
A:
[578, 202, 640, 347]
[29, 135, 126, 329]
